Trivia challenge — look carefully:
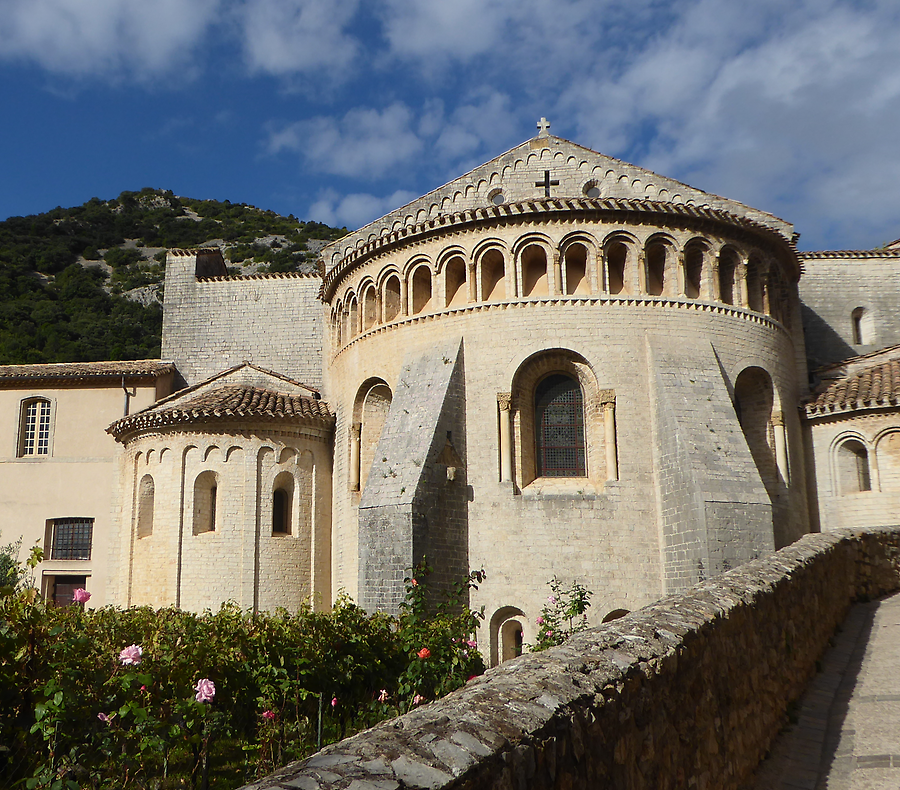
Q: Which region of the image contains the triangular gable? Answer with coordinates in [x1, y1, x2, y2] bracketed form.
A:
[323, 132, 794, 270]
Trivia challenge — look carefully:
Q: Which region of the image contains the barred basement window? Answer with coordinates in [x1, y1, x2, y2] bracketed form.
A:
[49, 518, 93, 560]
[535, 374, 586, 477]
[19, 398, 51, 457]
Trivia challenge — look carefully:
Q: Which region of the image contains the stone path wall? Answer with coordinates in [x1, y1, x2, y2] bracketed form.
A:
[241, 527, 900, 790]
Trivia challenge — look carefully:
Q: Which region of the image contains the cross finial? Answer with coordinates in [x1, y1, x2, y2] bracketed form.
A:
[536, 117, 550, 137]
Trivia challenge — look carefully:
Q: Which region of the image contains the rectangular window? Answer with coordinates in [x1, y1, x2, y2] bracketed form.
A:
[50, 518, 93, 560]
[48, 575, 87, 607]
[20, 399, 51, 456]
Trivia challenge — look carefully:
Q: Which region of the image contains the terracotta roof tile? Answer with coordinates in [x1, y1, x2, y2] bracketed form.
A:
[0, 360, 175, 383]
[109, 383, 333, 439]
[806, 356, 900, 416]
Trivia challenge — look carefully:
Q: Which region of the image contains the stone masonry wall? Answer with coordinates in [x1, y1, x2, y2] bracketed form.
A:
[242, 527, 900, 790]
[161, 252, 324, 389]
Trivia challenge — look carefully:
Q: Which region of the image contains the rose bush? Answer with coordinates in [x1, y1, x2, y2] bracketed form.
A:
[0, 556, 486, 789]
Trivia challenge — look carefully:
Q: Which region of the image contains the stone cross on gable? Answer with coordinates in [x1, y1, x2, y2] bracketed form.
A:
[536, 117, 551, 137]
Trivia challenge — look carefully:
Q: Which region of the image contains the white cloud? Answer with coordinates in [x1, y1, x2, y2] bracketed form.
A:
[237, 0, 360, 77]
[308, 188, 417, 229]
[267, 102, 423, 178]
[0, 0, 221, 79]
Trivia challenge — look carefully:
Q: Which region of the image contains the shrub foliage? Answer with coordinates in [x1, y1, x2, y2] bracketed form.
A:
[0, 557, 484, 790]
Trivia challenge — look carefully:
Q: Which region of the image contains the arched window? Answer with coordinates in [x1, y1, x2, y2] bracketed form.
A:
[362, 284, 378, 330]
[444, 256, 467, 307]
[19, 397, 52, 457]
[521, 244, 549, 297]
[851, 307, 873, 345]
[837, 439, 871, 494]
[383, 275, 401, 322]
[645, 242, 666, 296]
[684, 244, 704, 299]
[272, 472, 294, 535]
[193, 471, 218, 535]
[606, 241, 627, 295]
[746, 256, 764, 312]
[718, 249, 738, 305]
[480, 249, 506, 302]
[137, 474, 155, 538]
[563, 243, 589, 295]
[535, 374, 586, 477]
[410, 264, 432, 314]
[734, 367, 777, 488]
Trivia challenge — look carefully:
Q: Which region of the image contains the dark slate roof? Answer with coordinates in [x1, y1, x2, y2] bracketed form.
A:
[0, 360, 175, 384]
[108, 383, 333, 438]
[806, 351, 900, 417]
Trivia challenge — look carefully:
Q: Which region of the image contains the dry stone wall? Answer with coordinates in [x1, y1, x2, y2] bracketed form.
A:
[241, 527, 900, 790]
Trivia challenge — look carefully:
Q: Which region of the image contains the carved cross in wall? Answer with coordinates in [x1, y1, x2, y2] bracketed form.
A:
[535, 170, 559, 198]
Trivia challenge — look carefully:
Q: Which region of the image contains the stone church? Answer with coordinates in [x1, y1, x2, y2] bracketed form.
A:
[3, 122, 899, 665]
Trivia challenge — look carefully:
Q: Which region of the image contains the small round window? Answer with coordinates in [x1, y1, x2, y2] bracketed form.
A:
[489, 189, 506, 206]
[583, 182, 601, 199]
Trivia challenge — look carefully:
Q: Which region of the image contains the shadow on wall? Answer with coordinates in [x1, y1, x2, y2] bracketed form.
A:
[801, 303, 857, 373]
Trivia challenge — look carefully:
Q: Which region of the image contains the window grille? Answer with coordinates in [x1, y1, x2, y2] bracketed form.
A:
[20, 399, 51, 456]
[50, 518, 93, 560]
[535, 374, 586, 477]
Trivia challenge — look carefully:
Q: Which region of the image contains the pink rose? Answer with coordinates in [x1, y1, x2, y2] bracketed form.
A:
[261, 710, 276, 720]
[417, 647, 431, 659]
[97, 712, 110, 723]
[466, 640, 477, 648]
[194, 678, 215, 703]
[331, 697, 338, 708]
[412, 694, 425, 706]
[378, 689, 389, 703]
[536, 616, 545, 625]
[119, 645, 143, 666]
[548, 595, 557, 605]
[410, 579, 418, 586]
[72, 588, 91, 604]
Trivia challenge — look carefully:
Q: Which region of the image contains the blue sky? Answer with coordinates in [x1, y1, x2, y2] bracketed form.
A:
[1, 0, 899, 251]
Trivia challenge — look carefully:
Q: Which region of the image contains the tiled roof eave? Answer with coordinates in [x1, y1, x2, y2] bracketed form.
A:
[320, 197, 798, 301]
[108, 408, 334, 441]
[804, 397, 900, 419]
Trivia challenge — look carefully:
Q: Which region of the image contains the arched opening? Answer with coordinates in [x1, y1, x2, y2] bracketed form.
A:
[535, 374, 586, 477]
[718, 249, 738, 305]
[605, 241, 628, 295]
[500, 619, 524, 662]
[346, 295, 359, 338]
[480, 249, 506, 302]
[602, 608, 629, 623]
[355, 381, 393, 492]
[332, 304, 343, 347]
[564, 243, 589, 295]
[410, 265, 432, 315]
[747, 256, 764, 312]
[383, 275, 401, 322]
[645, 242, 666, 296]
[362, 284, 378, 331]
[444, 255, 467, 308]
[837, 439, 871, 494]
[272, 472, 294, 535]
[192, 471, 218, 535]
[684, 244, 704, 299]
[137, 474, 155, 539]
[768, 266, 784, 322]
[734, 367, 777, 488]
[851, 307, 874, 345]
[522, 244, 549, 297]
[489, 606, 526, 666]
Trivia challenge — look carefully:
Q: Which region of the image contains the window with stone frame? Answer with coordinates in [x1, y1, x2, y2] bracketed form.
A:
[48, 517, 93, 560]
[18, 397, 52, 457]
[534, 374, 586, 477]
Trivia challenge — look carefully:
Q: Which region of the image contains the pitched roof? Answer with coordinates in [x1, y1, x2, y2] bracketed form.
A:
[0, 360, 175, 384]
[805, 345, 900, 417]
[107, 362, 331, 440]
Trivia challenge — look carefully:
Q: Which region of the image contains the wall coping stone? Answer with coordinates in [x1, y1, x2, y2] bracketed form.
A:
[240, 527, 900, 790]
